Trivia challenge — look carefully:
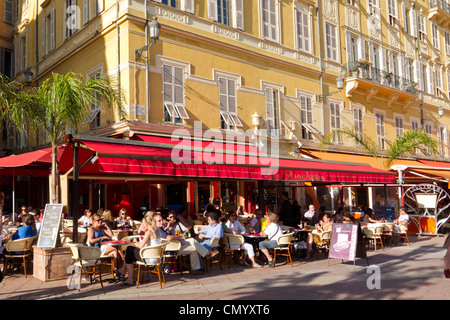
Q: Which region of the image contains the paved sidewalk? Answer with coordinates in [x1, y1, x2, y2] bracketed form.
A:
[0, 234, 449, 300]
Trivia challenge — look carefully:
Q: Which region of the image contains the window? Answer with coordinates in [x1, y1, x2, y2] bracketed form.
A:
[437, 126, 446, 157]
[346, 0, 357, 6]
[329, 102, 341, 144]
[261, 0, 278, 41]
[162, 0, 178, 8]
[411, 120, 419, 130]
[445, 32, 450, 55]
[353, 107, 363, 140]
[66, 0, 78, 38]
[300, 95, 313, 140]
[163, 65, 188, 124]
[325, 23, 337, 61]
[375, 113, 385, 150]
[265, 87, 279, 137]
[41, 9, 55, 57]
[435, 65, 443, 96]
[424, 122, 432, 154]
[395, 117, 403, 138]
[21, 35, 26, 71]
[84, 71, 102, 129]
[296, 10, 310, 53]
[208, 0, 243, 29]
[387, 0, 397, 26]
[418, 15, 426, 41]
[3, 0, 14, 24]
[218, 77, 241, 130]
[0, 48, 13, 80]
[432, 24, 440, 49]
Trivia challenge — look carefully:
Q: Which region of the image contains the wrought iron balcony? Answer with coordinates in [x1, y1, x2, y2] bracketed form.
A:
[346, 61, 417, 95]
[429, 0, 450, 27]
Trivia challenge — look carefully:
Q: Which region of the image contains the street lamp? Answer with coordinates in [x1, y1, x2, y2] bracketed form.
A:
[318, 74, 344, 102]
[24, 68, 33, 84]
[135, 16, 161, 59]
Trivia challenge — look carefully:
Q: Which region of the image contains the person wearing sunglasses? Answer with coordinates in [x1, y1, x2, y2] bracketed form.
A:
[115, 208, 136, 229]
[88, 214, 123, 272]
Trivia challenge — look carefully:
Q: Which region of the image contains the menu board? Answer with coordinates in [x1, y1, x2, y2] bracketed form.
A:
[329, 223, 368, 265]
[37, 204, 64, 248]
[329, 223, 358, 261]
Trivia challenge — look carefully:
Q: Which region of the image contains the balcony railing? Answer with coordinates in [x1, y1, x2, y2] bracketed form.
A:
[430, 0, 450, 15]
[347, 61, 417, 95]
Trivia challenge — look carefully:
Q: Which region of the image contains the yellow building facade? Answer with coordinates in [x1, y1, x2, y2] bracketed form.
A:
[3, 0, 450, 212]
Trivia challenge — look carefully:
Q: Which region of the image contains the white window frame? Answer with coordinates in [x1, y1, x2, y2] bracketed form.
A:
[329, 99, 342, 144]
[432, 24, 440, 50]
[445, 31, 450, 55]
[298, 91, 315, 140]
[260, 0, 279, 42]
[84, 66, 103, 129]
[418, 14, 426, 42]
[437, 125, 446, 157]
[263, 84, 282, 137]
[295, 5, 311, 54]
[163, 64, 188, 124]
[325, 22, 337, 62]
[353, 106, 364, 141]
[375, 111, 386, 150]
[3, 0, 14, 25]
[387, 0, 398, 27]
[215, 71, 242, 131]
[395, 116, 404, 138]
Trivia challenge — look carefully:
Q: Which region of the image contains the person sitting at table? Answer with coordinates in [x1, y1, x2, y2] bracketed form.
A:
[88, 214, 123, 272]
[362, 208, 382, 223]
[163, 211, 178, 236]
[258, 212, 283, 267]
[393, 207, 410, 233]
[197, 212, 223, 253]
[115, 208, 135, 229]
[237, 206, 246, 216]
[117, 214, 162, 285]
[101, 209, 115, 230]
[225, 212, 246, 235]
[332, 206, 344, 223]
[303, 213, 333, 260]
[157, 213, 210, 275]
[78, 208, 93, 226]
[304, 204, 319, 225]
[250, 209, 263, 233]
[137, 211, 156, 236]
[176, 207, 193, 233]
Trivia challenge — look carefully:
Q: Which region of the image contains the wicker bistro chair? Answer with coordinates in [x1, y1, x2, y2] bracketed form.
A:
[163, 239, 183, 274]
[363, 225, 384, 251]
[221, 234, 245, 268]
[136, 242, 168, 288]
[67, 243, 104, 291]
[202, 237, 223, 271]
[393, 224, 410, 246]
[3, 236, 37, 278]
[273, 232, 295, 267]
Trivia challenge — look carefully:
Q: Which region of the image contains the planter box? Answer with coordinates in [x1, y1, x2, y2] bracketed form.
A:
[33, 246, 73, 282]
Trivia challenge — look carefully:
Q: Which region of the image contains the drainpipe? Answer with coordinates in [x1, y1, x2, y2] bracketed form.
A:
[35, 0, 39, 87]
[117, 0, 121, 120]
[316, 0, 325, 136]
[145, 0, 150, 123]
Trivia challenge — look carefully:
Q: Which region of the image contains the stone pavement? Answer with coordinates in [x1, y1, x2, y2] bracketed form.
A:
[0, 234, 449, 301]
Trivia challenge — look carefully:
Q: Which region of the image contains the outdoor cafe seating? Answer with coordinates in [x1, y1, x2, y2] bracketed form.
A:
[136, 241, 168, 289]
[3, 235, 37, 278]
[273, 232, 295, 267]
[67, 243, 104, 291]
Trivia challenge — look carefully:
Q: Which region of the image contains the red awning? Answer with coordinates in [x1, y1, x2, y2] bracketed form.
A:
[0, 147, 64, 177]
[71, 137, 395, 183]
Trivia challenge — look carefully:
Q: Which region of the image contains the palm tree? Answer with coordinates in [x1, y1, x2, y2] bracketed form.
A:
[320, 126, 439, 170]
[0, 72, 124, 203]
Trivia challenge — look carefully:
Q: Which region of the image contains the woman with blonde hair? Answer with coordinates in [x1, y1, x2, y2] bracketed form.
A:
[116, 213, 162, 285]
[137, 210, 157, 236]
[258, 212, 283, 267]
[101, 209, 114, 230]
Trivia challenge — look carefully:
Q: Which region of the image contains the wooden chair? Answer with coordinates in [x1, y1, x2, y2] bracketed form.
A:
[394, 224, 410, 246]
[163, 239, 183, 274]
[67, 243, 104, 291]
[273, 233, 295, 267]
[136, 243, 168, 288]
[3, 236, 37, 278]
[203, 237, 223, 271]
[221, 234, 245, 268]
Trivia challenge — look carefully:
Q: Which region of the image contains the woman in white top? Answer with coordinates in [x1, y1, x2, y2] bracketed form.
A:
[117, 213, 162, 285]
[259, 212, 283, 267]
[225, 212, 246, 234]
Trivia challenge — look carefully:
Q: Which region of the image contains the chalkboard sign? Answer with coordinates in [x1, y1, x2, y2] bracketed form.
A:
[37, 204, 64, 248]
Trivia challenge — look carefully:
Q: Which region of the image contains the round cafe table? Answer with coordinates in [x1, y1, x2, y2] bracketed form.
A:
[243, 233, 267, 257]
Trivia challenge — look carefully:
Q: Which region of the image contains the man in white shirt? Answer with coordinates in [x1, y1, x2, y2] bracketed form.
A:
[394, 206, 409, 233]
[225, 212, 246, 234]
[304, 204, 318, 223]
